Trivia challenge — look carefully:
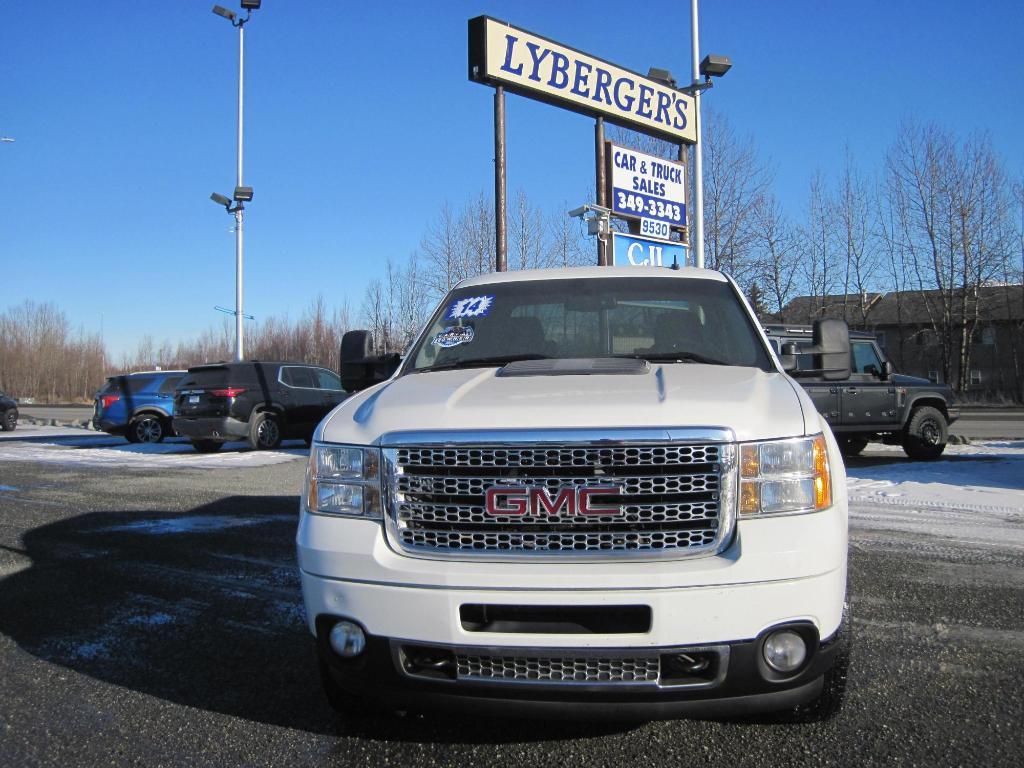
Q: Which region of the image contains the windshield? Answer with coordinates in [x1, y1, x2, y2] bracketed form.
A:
[407, 277, 773, 373]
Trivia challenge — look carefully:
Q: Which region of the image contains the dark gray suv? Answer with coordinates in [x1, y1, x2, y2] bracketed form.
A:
[765, 325, 959, 460]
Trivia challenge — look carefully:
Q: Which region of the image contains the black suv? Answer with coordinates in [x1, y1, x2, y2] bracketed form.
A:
[765, 325, 959, 460]
[172, 362, 347, 452]
[0, 391, 18, 432]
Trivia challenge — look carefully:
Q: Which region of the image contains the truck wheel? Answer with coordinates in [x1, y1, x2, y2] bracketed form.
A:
[191, 439, 223, 453]
[789, 610, 851, 722]
[839, 436, 868, 457]
[1, 410, 16, 431]
[249, 411, 282, 450]
[901, 406, 948, 461]
[128, 414, 166, 444]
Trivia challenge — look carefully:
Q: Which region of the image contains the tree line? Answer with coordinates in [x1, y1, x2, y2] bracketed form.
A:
[2, 113, 1020, 401]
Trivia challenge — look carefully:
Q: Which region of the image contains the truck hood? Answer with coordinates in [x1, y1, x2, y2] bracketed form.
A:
[320, 364, 812, 445]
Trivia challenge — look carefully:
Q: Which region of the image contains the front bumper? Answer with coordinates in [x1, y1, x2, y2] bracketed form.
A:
[171, 416, 249, 441]
[316, 618, 842, 719]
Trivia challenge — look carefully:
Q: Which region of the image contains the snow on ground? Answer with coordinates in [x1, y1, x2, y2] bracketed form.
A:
[846, 441, 1024, 551]
[0, 425, 306, 469]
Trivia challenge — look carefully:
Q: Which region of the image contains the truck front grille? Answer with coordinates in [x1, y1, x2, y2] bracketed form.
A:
[456, 652, 660, 685]
[384, 440, 735, 560]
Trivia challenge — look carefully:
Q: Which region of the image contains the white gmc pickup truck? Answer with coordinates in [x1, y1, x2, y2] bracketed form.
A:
[297, 266, 850, 720]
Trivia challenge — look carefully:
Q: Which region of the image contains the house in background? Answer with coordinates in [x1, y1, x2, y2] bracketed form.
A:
[767, 285, 1024, 401]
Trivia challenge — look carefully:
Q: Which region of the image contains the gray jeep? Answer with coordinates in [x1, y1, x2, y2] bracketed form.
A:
[765, 323, 959, 460]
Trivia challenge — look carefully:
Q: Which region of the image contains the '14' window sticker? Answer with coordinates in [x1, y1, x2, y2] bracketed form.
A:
[448, 295, 494, 320]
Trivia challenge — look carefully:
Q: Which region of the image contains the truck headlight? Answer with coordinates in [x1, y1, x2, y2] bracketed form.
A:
[738, 435, 831, 516]
[305, 444, 382, 518]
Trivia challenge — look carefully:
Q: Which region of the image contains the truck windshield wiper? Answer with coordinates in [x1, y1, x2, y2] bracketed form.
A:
[413, 354, 551, 373]
[614, 352, 733, 366]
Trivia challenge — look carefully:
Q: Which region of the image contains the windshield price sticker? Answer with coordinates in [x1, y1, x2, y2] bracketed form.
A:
[433, 326, 475, 348]
[640, 218, 671, 240]
[608, 143, 686, 228]
[448, 295, 494, 320]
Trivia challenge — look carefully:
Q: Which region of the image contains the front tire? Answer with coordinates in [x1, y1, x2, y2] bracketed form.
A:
[901, 406, 948, 461]
[1, 409, 16, 431]
[127, 414, 166, 444]
[191, 439, 223, 453]
[248, 411, 282, 450]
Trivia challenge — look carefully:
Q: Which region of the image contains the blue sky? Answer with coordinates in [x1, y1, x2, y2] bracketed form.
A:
[2, 0, 1022, 358]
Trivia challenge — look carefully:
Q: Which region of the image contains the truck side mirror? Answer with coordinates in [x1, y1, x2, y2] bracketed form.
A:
[881, 360, 894, 380]
[813, 319, 851, 381]
[340, 330, 402, 392]
[779, 342, 799, 372]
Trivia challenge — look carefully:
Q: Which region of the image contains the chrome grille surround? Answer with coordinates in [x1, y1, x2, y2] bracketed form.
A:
[381, 428, 737, 561]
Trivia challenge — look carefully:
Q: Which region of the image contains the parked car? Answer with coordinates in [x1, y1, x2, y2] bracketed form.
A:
[92, 370, 186, 443]
[764, 325, 959, 460]
[0, 391, 18, 431]
[172, 361, 347, 452]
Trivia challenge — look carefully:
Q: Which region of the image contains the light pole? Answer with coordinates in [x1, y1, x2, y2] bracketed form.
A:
[211, 0, 260, 362]
[687, 0, 731, 269]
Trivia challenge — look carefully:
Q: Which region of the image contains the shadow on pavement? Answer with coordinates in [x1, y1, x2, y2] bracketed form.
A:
[0, 496, 634, 743]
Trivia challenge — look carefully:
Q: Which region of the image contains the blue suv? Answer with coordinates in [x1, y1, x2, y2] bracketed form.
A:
[93, 370, 186, 443]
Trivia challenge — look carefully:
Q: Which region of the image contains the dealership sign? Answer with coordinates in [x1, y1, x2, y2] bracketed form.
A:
[607, 142, 686, 229]
[612, 233, 688, 268]
[468, 16, 696, 144]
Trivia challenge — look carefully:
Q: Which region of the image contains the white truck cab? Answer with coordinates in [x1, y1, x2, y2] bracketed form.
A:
[297, 266, 850, 720]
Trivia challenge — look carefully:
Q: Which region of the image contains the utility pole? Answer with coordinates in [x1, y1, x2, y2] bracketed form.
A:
[212, 2, 260, 361]
[690, 0, 705, 269]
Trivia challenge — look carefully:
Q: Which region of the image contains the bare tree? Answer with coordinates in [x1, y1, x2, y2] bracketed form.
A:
[752, 193, 800, 315]
[701, 108, 772, 287]
[510, 188, 552, 270]
[799, 172, 839, 322]
[835, 150, 878, 326]
[886, 122, 1012, 390]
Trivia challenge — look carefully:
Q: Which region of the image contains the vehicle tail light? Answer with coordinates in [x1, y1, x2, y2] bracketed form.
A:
[100, 394, 120, 409]
[210, 388, 246, 398]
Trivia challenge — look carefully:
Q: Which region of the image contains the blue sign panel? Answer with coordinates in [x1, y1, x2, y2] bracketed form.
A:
[612, 233, 688, 268]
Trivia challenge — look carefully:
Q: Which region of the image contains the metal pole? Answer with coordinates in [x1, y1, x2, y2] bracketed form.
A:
[494, 86, 507, 272]
[595, 117, 608, 266]
[690, 0, 704, 269]
[235, 20, 245, 360]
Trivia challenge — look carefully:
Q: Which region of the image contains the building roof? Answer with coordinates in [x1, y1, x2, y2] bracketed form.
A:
[772, 286, 1024, 327]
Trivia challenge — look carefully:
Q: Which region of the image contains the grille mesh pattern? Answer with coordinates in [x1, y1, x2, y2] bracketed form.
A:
[387, 442, 726, 557]
[398, 500, 719, 526]
[457, 653, 660, 684]
[397, 445, 719, 468]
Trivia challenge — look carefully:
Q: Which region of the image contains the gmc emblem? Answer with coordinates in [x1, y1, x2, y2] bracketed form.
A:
[484, 486, 624, 517]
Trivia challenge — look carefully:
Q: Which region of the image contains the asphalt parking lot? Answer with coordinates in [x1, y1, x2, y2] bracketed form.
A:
[0, 428, 1022, 767]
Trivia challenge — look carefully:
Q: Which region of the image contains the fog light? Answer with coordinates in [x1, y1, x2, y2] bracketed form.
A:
[763, 630, 807, 673]
[328, 621, 366, 658]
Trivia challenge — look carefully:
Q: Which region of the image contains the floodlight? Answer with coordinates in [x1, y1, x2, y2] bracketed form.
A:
[646, 67, 676, 88]
[212, 5, 236, 21]
[699, 55, 732, 78]
[210, 192, 232, 207]
[241, 0, 262, 9]
[233, 186, 254, 202]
